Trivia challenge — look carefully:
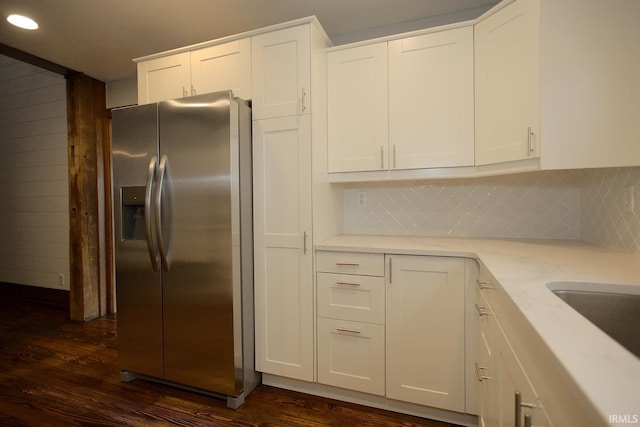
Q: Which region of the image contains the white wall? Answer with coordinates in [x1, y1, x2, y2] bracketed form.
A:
[0, 55, 70, 290]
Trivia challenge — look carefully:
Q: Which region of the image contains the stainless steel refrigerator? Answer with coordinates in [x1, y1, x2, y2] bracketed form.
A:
[112, 91, 259, 408]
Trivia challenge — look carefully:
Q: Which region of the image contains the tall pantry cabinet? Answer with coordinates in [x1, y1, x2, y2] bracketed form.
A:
[252, 20, 332, 382]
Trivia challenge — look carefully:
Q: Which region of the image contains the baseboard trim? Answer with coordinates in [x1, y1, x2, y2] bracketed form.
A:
[262, 374, 478, 427]
[0, 282, 69, 311]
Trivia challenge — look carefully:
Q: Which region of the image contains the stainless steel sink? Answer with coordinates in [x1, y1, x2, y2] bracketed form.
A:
[549, 285, 640, 358]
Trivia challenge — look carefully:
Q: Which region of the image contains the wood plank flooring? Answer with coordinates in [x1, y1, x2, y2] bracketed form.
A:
[0, 299, 463, 426]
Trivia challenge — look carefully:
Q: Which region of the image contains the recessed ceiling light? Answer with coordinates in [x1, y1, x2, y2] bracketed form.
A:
[7, 14, 39, 30]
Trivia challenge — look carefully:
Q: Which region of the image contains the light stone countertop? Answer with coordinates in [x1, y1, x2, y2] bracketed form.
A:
[316, 234, 640, 425]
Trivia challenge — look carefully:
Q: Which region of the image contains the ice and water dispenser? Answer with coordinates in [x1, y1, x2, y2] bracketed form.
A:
[121, 186, 146, 241]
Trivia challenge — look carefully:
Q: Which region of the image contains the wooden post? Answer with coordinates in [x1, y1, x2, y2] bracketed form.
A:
[66, 73, 108, 321]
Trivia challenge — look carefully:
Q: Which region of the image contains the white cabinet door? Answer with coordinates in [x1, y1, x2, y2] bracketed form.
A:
[386, 255, 465, 412]
[317, 318, 385, 396]
[389, 27, 474, 169]
[475, 0, 540, 165]
[497, 327, 551, 427]
[475, 292, 499, 427]
[251, 25, 310, 119]
[137, 52, 191, 104]
[191, 38, 252, 100]
[253, 115, 313, 381]
[327, 43, 388, 172]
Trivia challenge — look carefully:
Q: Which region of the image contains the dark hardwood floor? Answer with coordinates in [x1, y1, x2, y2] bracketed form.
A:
[0, 299, 462, 427]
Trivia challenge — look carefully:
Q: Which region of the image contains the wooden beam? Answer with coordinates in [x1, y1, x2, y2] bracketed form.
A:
[66, 73, 109, 321]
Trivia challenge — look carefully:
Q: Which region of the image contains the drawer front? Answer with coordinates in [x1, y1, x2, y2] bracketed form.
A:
[317, 317, 385, 396]
[317, 273, 385, 324]
[316, 251, 385, 276]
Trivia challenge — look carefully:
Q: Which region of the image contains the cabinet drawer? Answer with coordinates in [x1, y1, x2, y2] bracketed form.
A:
[316, 251, 384, 276]
[317, 273, 385, 324]
[317, 317, 385, 396]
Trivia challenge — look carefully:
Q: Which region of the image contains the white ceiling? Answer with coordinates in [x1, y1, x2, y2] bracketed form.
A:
[0, 0, 497, 82]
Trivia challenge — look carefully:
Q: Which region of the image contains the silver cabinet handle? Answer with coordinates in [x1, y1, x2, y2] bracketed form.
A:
[335, 262, 359, 267]
[475, 303, 491, 317]
[191, 85, 196, 96]
[393, 144, 397, 169]
[476, 279, 494, 290]
[336, 327, 360, 334]
[144, 156, 159, 272]
[301, 87, 307, 112]
[336, 281, 361, 287]
[474, 363, 492, 382]
[515, 392, 536, 427]
[182, 86, 188, 97]
[380, 146, 384, 169]
[527, 126, 535, 156]
[303, 231, 308, 254]
[155, 154, 170, 272]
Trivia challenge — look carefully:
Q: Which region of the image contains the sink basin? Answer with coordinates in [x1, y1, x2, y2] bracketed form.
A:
[548, 283, 640, 358]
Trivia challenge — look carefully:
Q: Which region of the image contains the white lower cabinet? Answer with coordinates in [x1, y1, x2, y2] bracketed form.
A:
[317, 318, 385, 396]
[386, 255, 466, 413]
[316, 251, 466, 413]
[475, 269, 551, 427]
[475, 290, 499, 427]
[498, 337, 550, 427]
[316, 251, 386, 395]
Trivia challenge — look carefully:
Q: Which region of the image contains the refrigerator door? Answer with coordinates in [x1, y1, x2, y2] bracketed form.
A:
[112, 103, 164, 378]
[158, 92, 242, 395]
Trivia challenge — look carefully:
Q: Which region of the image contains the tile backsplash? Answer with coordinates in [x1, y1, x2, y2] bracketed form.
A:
[344, 170, 581, 240]
[581, 167, 640, 251]
[342, 167, 640, 251]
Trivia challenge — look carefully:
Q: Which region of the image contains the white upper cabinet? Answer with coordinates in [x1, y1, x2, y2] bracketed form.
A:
[327, 25, 474, 174]
[389, 27, 474, 169]
[327, 43, 388, 173]
[137, 52, 191, 104]
[136, 38, 251, 104]
[475, 0, 540, 166]
[252, 25, 311, 120]
[476, 0, 640, 169]
[190, 38, 252, 101]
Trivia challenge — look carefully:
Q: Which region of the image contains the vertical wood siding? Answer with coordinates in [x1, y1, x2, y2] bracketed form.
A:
[0, 55, 69, 290]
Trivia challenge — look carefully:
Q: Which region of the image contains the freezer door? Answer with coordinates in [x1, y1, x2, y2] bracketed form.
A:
[112, 103, 164, 378]
[158, 92, 242, 395]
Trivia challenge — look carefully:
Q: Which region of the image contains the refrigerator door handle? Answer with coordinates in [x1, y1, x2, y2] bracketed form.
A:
[155, 154, 171, 272]
[145, 156, 160, 271]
